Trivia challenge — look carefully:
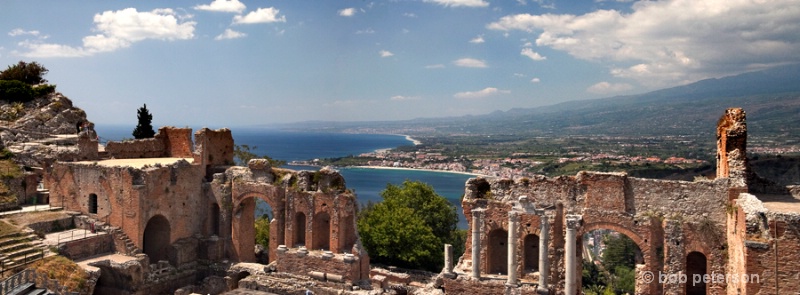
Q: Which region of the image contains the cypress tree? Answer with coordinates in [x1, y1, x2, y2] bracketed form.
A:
[132, 104, 155, 139]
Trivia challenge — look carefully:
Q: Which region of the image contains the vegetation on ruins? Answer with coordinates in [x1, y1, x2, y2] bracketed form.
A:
[132, 103, 155, 139]
[255, 214, 270, 249]
[30, 256, 89, 293]
[357, 180, 462, 271]
[0, 61, 56, 103]
[232, 144, 286, 167]
[583, 233, 639, 295]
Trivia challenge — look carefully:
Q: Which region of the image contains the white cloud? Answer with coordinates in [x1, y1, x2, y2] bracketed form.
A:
[454, 87, 510, 99]
[8, 29, 40, 37]
[403, 13, 417, 18]
[469, 35, 485, 44]
[17, 8, 195, 58]
[424, 0, 489, 8]
[339, 8, 357, 17]
[425, 64, 445, 69]
[214, 28, 246, 40]
[531, 77, 541, 83]
[488, 0, 800, 87]
[233, 7, 286, 24]
[390, 95, 421, 101]
[587, 81, 633, 94]
[453, 58, 488, 68]
[380, 50, 394, 57]
[521, 48, 546, 61]
[356, 28, 375, 34]
[194, 0, 246, 13]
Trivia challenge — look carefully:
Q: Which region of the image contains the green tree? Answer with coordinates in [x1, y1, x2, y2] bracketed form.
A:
[132, 104, 155, 139]
[255, 214, 270, 248]
[0, 61, 49, 85]
[357, 180, 459, 271]
[233, 144, 286, 167]
[0, 80, 33, 102]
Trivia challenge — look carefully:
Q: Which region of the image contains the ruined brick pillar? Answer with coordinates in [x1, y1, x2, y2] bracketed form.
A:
[716, 108, 748, 186]
[443, 244, 455, 277]
[471, 208, 484, 279]
[537, 213, 550, 294]
[565, 215, 582, 295]
[506, 211, 520, 286]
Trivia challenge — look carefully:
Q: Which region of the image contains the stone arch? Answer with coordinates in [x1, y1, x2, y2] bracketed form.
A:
[312, 211, 331, 250]
[143, 214, 172, 265]
[295, 212, 307, 247]
[231, 191, 285, 263]
[579, 222, 648, 294]
[523, 234, 539, 272]
[487, 228, 508, 275]
[686, 251, 708, 295]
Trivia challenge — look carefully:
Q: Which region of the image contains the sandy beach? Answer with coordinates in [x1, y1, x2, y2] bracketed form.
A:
[352, 165, 486, 177]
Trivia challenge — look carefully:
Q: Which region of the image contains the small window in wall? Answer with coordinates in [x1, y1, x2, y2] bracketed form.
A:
[88, 194, 98, 214]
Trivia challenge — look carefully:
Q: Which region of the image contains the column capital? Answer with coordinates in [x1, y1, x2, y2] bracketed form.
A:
[508, 210, 520, 222]
[566, 214, 582, 230]
[471, 208, 485, 217]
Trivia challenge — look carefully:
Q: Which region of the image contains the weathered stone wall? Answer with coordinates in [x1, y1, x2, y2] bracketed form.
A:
[105, 137, 166, 159]
[275, 248, 365, 284]
[194, 128, 234, 166]
[59, 233, 114, 260]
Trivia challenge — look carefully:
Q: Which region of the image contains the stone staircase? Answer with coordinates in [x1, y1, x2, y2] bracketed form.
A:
[73, 214, 140, 255]
[0, 229, 53, 276]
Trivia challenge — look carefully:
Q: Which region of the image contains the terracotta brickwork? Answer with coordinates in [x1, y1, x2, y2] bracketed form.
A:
[448, 108, 800, 295]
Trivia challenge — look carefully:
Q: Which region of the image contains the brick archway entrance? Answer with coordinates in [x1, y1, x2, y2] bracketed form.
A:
[143, 214, 172, 265]
[579, 223, 648, 294]
[231, 192, 285, 263]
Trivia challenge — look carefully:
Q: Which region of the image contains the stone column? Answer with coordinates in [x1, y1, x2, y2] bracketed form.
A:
[471, 209, 484, 279]
[565, 214, 582, 295]
[507, 211, 520, 286]
[444, 243, 455, 277]
[537, 213, 550, 294]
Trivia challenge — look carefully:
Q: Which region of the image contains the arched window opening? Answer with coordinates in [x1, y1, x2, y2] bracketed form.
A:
[143, 215, 172, 265]
[686, 251, 708, 295]
[581, 229, 642, 294]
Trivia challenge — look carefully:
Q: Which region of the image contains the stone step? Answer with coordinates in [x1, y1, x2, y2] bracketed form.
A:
[0, 235, 35, 249]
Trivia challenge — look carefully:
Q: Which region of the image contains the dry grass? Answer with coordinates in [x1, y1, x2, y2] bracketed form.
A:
[0, 219, 20, 237]
[7, 211, 70, 227]
[0, 159, 21, 178]
[29, 256, 88, 293]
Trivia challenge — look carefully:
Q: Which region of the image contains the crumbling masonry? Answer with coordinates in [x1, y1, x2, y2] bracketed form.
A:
[442, 108, 800, 294]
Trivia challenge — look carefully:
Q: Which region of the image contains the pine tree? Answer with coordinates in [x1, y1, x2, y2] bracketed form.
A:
[132, 104, 155, 139]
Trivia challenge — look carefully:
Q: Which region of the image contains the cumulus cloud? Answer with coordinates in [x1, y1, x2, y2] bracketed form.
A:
[339, 8, 357, 17]
[194, 0, 246, 13]
[17, 8, 195, 58]
[469, 35, 485, 44]
[521, 47, 546, 61]
[587, 81, 633, 94]
[390, 95, 421, 101]
[531, 77, 541, 83]
[454, 87, 510, 99]
[215, 28, 246, 40]
[453, 58, 487, 68]
[233, 7, 286, 24]
[488, 0, 800, 87]
[8, 29, 40, 37]
[424, 0, 489, 8]
[379, 50, 394, 57]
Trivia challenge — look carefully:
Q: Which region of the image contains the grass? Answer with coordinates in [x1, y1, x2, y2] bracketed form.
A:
[0, 219, 20, 237]
[29, 256, 88, 293]
[0, 159, 21, 178]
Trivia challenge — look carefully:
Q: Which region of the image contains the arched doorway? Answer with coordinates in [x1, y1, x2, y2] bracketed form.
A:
[210, 203, 220, 236]
[581, 229, 642, 294]
[487, 229, 508, 275]
[143, 215, 171, 265]
[686, 251, 707, 295]
[231, 194, 284, 263]
[524, 234, 539, 272]
[295, 212, 307, 247]
[312, 211, 331, 250]
[254, 199, 274, 264]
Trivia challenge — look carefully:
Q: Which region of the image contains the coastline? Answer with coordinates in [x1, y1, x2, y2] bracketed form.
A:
[349, 165, 486, 177]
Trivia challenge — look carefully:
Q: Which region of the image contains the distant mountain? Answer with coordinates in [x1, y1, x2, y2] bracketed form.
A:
[285, 64, 800, 138]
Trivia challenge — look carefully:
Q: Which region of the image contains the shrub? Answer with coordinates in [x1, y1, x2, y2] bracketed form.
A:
[0, 61, 49, 85]
[32, 84, 56, 97]
[0, 80, 34, 102]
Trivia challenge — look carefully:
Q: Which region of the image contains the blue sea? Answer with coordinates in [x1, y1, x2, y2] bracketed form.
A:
[95, 125, 472, 228]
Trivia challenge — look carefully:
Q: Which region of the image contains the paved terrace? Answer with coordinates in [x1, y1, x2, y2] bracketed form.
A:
[74, 157, 194, 169]
[755, 193, 800, 214]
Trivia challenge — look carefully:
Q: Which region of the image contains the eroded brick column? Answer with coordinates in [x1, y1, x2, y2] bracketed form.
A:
[538, 212, 550, 294]
[507, 211, 520, 286]
[471, 208, 484, 279]
[565, 214, 582, 295]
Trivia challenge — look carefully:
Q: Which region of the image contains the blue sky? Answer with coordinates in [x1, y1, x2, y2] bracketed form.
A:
[1, 0, 799, 127]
